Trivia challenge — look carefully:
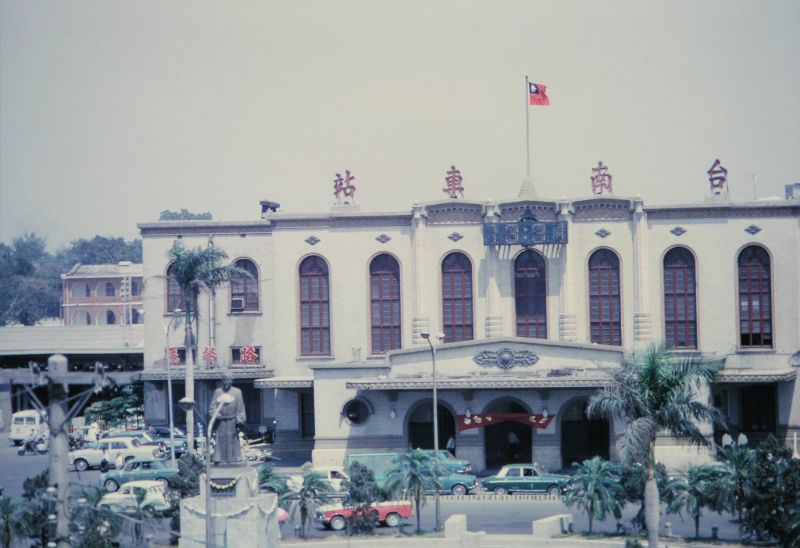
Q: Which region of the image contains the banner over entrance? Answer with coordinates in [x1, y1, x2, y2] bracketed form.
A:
[456, 413, 554, 432]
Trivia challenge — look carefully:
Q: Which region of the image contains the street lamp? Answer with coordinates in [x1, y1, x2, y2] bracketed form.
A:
[178, 393, 234, 548]
[420, 331, 445, 532]
[162, 310, 182, 466]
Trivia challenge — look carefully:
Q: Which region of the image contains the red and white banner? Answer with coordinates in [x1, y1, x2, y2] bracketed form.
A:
[456, 413, 554, 432]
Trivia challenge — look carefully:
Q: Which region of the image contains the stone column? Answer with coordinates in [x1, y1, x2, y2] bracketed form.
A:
[631, 197, 652, 345]
[557, 200, 577, 342]
[411, 203, 431, 344]
[483, 202, 503, 338]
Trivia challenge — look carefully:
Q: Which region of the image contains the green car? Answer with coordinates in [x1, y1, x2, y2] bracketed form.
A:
[347, 452, 478, 496]
[419, 450, 473, 473]
[480, 463, 569, 495]
[102, 458, 179, 492]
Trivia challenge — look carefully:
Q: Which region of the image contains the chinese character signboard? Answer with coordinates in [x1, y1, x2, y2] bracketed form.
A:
[333, 170, 357, 203]
[483, 220, 568, 245]
[443, 165, 464, 198]
[707, 159, 728, 195]
[591, 161, 613, 195]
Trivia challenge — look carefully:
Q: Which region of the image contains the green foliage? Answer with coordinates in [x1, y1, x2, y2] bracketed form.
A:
[665, 464, 726, 538]
[84, 384, 143, 429]
[620, 462, 669, 531]
[57, 235, 142, 265]
[0, 496, 22, 548]
[159, 209, 213, 221]
[343, 461, 382, 535]
[69, 487, 123, 548]
[561, 457, 623, 534]
[17, 470, 51, 547]
[258, 463, 289, 499]
[167, 453, 204, 498]
[284, 472, 333, 539]
[385, 449, 440, 533]
[715, 440, 755, 533]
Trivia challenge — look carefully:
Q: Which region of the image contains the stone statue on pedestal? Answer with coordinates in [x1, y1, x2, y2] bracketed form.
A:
[209, 372, 246, 466]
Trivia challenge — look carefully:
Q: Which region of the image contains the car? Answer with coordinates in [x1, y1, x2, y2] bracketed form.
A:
[346, 452, 478, 496]
[145, 426, 189, 457]
[418, 450, 473, 473]
[101, 458, 179, 492]
[69, 436, 162, 472]
[315, 500, 413, 531]
[479, 463, 569, 495]
[288, 466, 349, 497]
[98, 480, 171, 514]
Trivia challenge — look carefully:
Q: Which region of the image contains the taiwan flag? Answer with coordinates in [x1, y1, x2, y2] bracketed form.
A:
[529, 82, 550, 105]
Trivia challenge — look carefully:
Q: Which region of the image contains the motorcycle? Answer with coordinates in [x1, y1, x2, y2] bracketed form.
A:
[17, 434, 48, 456]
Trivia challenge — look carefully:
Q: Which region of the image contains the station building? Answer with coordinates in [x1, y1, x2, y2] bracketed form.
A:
[138, 175, 800, 472]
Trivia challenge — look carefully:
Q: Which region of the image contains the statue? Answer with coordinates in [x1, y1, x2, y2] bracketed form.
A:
[209, 372, 246, 465]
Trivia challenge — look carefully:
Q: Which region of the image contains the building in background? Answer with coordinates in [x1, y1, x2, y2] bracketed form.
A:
[61, 262, 144, 326]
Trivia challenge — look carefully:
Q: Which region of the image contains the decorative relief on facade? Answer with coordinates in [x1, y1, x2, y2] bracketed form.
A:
[448, 232, 464, 242]
[375, 234, 391, 244]
[745, 225, 762, 235]
[670, 226, 687, 236]
[595, 228, 611, 239]
[571, 198, 632, 221]
[707, 159, 728, 195]
[305, 235, 321, 246]
[591, 161, 613, 195]
[498, 202, 558, 221]
[443, 165, 464, 199]
[425, 203, 484, 224]
[473, 348, 539, 370]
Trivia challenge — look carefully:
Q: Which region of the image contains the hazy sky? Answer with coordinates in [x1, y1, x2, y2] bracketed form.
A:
[1, 1, 798, 249]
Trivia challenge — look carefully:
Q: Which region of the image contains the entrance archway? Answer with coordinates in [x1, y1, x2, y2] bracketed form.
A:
[407, 400, 456, 450]
[560, 398, 609, 469]
[484, 399, 532, 468]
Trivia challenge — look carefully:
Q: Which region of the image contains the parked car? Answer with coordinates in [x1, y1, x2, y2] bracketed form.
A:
[418, 450, 473, 473]
[315, 500, 413, 531]
[288, 466, 349, 497]
[69, 437, 162, 472]
[145, 426, 189, 457]
[98, 480, 171, 514]
[346, 452, 478, 496]
[101, 458, 179, 492]
[479, 463, 569, 495]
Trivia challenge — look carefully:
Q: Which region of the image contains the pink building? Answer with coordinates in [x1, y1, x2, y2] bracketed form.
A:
[61, 262, 144, 326]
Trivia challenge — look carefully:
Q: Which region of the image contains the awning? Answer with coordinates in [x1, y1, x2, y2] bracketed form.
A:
[254, 376, 313, 389]
[714, 368, 796, 384]
[140, 367, 273, 381]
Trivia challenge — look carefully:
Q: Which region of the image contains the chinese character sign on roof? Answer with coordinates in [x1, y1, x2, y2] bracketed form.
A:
[333, 170, 357, 204]
[590, 161, 613, 195]
[443, 165, 464, 199]
[707, 159, 728, 195]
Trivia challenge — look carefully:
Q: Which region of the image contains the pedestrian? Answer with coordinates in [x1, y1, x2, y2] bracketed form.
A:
[507, 430, 520, 460]
[446, 436, 456, 455]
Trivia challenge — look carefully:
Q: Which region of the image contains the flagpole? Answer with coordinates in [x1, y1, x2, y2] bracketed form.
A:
[525, 75, 531, 180]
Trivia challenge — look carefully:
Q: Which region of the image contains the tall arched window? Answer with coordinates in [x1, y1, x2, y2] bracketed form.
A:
[589, 249, 621, 345]
[370, 254, 401, 353]
[105, 282, 115, 297]
[299, 256, 330, 355]
[105, 310, 116, 325]
[166, 262, 185, 313]
[515, 250, 547, 338]
[663, 247, 697, 349]
[442, 252, 473, 343]
[738, 245, 772, 347]
[230, 258, 259, 312]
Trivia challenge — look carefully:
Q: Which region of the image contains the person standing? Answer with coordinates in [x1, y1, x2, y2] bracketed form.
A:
[446, 436, 456, 456]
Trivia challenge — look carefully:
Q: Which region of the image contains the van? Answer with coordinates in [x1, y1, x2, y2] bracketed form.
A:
[10, 410, 46, 446]
[346, 452, 478, 496]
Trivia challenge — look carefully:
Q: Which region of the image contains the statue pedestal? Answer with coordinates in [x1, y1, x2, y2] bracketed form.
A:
[179, 465, 279, 548]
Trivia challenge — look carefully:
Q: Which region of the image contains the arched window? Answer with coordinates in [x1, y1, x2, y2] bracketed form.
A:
[84, 312, 92, 325]
[105, 310, 116, 325]
[738, 245, 772, 347]
[370, 254, 401, 353]
[299, 256, 330, 355]
[105, 282, 115, 297]
[663, 247, 697, 349]
[515, 250, 547, 338]
[165, 262, 184, 313]
[442, 252, 473, 343]
[131, 280, 141, 297]
[131, 309, 142, 324]
[588, 249, 621, 345]
[230, 258, 259, 312]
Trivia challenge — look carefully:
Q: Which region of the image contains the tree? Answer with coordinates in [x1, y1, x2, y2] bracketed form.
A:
[258, 463, 289, 498]
[284, 472, 333, 538]
[16, 470, 51, 547]
[561, 457, 623, 534]
[0, 233, 61, 325]
[69, 487, 123, 548]
[620, 462, 670, 533]
[159, 209, 212, 221]
[83, 384, 143, 429]
[715, 439, 754, 540]
[384, 449, 440, 534]
[57, 236, 142, 266]
[587, 344, 722, 548]
[0, 496, 22, 548]
[665, 464, 726, 539]
[343, 461, 382, 535]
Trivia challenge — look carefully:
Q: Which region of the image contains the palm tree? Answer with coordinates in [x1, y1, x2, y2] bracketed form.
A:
[716, 440, 753, 540]
[665, 464, 726, 539]
[384, 449, 440, 533]
[69, 487, 123, 548]
[166, 240, 248, 452]
[587, 344, 722, 548]
[285, 472, 333, 538]
[561, 457, 623, 534]
[0, 496, 21, 548]
[258, 463, 289, 499]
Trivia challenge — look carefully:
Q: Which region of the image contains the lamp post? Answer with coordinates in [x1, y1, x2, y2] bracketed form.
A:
[420, 331, 445, 532]
[162, 310, 182, 466]
[178, 393, 234, 548]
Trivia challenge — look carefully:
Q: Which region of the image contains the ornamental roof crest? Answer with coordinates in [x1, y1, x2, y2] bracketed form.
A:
[473, 348, 539, 370]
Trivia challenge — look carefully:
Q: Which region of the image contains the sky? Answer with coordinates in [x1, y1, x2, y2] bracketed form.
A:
[1, 1, 799, 250]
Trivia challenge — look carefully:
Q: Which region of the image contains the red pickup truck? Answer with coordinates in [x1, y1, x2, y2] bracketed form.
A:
[315, 500, 413, 531]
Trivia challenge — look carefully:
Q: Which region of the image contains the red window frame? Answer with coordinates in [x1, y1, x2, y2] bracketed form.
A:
[589, 249, 621, 345]
[515, 250, 547, 338]
[370, 254, 401, 354]
[738, 245, 772, 347]
[231, 258, 259, 312]
[442, 252, 473, 343]
[166, 262, 185, 313]
[299, 256, 330, 355]
[663, 247, 697, 349]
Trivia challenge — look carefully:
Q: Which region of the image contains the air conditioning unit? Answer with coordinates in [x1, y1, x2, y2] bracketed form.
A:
[231, 298, 244, 311]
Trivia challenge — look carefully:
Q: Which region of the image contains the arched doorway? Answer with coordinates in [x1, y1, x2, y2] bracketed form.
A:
[407, 400, 456, 450]
[484, 399, 532, 468]
[560, 398, 609, 469]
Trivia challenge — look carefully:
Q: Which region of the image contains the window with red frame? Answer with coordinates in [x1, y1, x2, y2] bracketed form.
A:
[299, 256, 330, 355]
[738, 245, 773, 347]
[442, 252, 473, 343]
[663, 247, 697, 349]
[589, 249, 621, 345]
[370, 254, 401, 353]
[515, 250, 547, 338]
[231, 258, 259, 312]
[166, 262, 185, 313]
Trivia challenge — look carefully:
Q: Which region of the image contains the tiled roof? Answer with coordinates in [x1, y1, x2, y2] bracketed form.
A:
[62, 263, 143, 278]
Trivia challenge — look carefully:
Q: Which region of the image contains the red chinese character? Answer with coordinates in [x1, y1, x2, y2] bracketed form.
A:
[203, 347, 217, 366]
[707, 159, 728, 193]
[444, 165, 464, 198]
[333, 170, 357, 202]
[240, 346, 257, 364]
[591, 161, 613, 195]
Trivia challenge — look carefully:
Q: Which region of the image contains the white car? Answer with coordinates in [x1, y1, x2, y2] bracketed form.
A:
[69, 437, 161, 472]
[98, 480, 171, 514]
[288, 466, 349, 496]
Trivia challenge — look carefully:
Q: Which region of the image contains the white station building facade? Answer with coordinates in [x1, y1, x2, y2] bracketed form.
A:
[138, 173, 800, 472]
